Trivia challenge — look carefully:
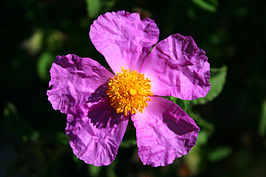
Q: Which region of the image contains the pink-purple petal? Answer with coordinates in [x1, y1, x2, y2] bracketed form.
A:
[141, 33, 211, 100]
[89, 10, 159, 73]
[132, 97, 199, 167]
[47, 54, 113, 114]
[66, 98, 129, 166]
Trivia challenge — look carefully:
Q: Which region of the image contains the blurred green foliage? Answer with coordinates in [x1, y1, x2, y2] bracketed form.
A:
[258, 100, 266, 137]
[1, 0, 266, 177]
[192, 0, 218, 13]
[192, 66, 227, 104]
[86, 0, 116, 18]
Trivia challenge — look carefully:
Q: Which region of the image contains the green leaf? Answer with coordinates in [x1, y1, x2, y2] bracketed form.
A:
[86, 0, 116, 18]
[184, 145, 201, 175]
[120, 138, 136, 148]
[192, 66, 227, 104]
[37, 52, 54, 81]
[46, 30, 64, 51]
[106, 161, 117, 177]
[22, 29, 44, 55]
[55, 132, 69, 145]
[208, 146, 231, 162]
[197, 130, 209, 146]
[88, 165, 101, 177]
[192, 0, 218, 13]
[190, 112, 215, 135]
[258, 100, 266, 136]
[166, 96, 192, 113]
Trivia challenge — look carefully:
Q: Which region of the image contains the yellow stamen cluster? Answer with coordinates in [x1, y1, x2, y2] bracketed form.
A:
[107, 68, 153, 116]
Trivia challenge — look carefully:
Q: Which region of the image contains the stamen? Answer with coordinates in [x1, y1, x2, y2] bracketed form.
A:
[107, 68, 153, 115]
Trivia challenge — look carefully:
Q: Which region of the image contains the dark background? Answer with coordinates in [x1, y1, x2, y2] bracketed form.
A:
[1, 0, 266, 177]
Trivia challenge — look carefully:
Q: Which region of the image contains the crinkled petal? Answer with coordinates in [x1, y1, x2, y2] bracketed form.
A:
[66, 98, 129, 166]
[132, 97, 199, 167]
[47, 54, 113, 114]
[89, 10, 159, 73]
[141, 34, 211, 100]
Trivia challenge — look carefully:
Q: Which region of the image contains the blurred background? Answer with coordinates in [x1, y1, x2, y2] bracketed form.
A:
[1, 0, 266, 177]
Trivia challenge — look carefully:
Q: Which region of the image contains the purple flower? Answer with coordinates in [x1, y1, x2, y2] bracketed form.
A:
[47, 11, 210, 167]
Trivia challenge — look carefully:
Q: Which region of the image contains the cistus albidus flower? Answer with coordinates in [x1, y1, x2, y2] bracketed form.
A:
[47, 11, 210, 167]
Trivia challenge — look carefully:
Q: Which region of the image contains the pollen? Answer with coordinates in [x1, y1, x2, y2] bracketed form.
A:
[107, 68, 153, 116]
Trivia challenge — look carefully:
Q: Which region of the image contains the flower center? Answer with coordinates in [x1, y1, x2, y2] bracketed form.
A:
[107, 68, 153, 116]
